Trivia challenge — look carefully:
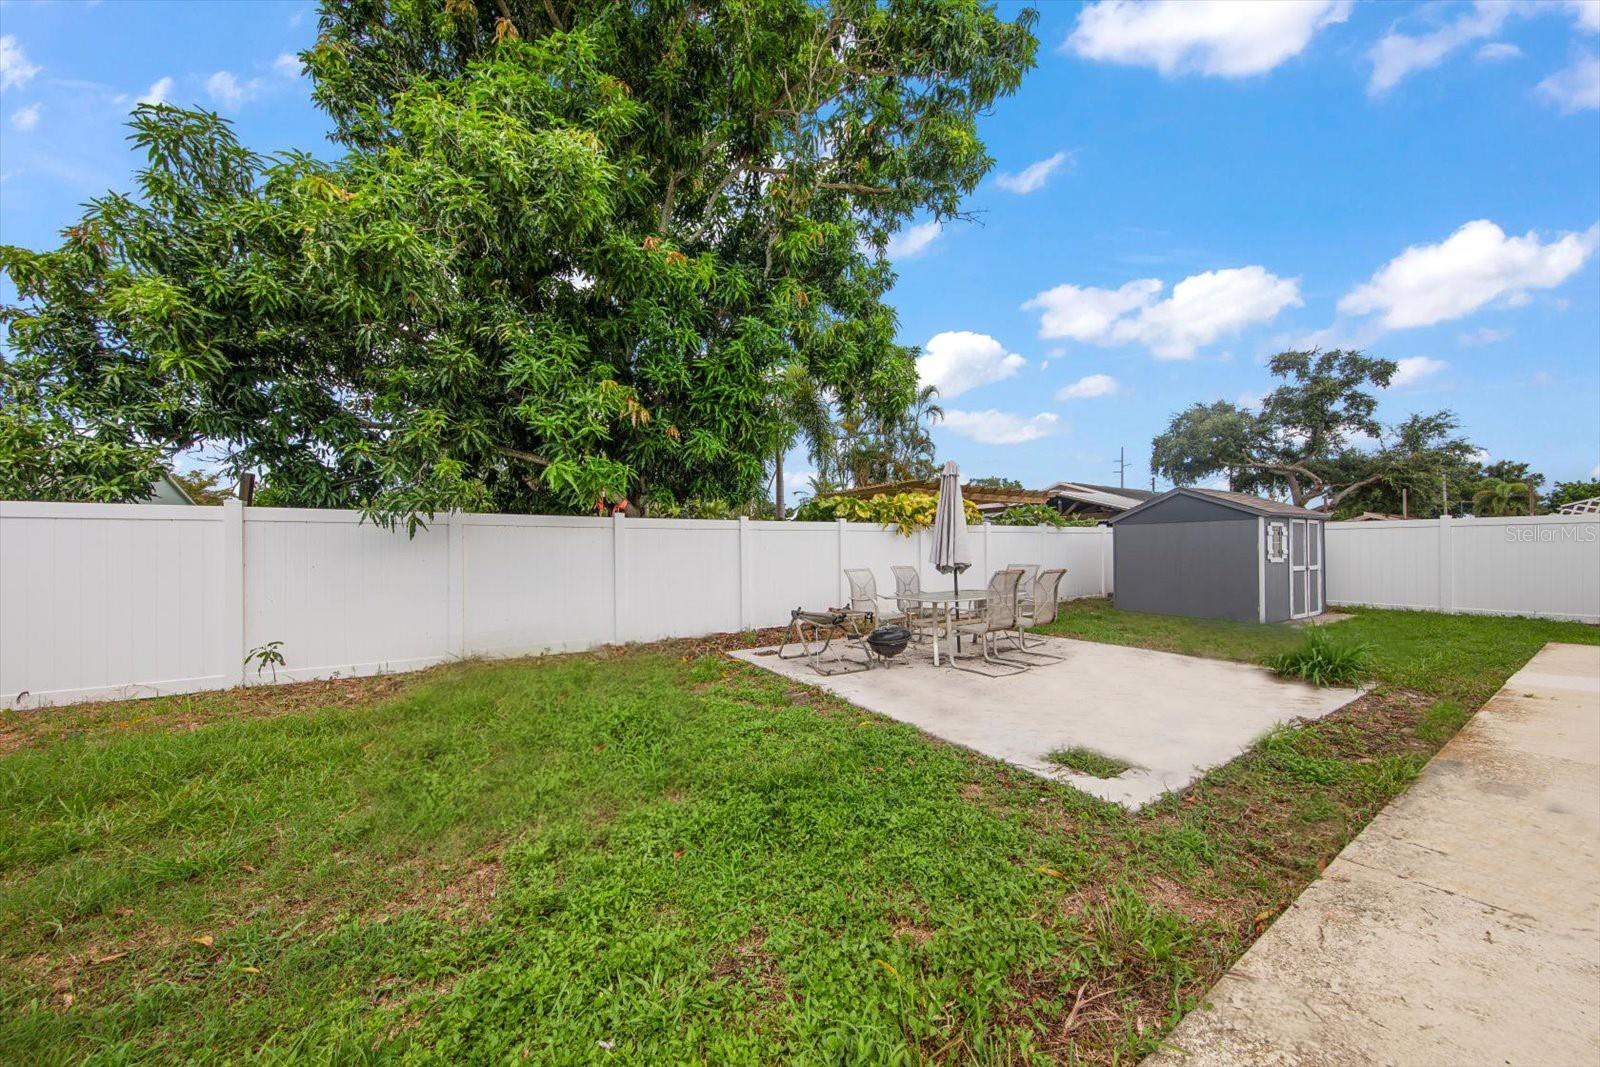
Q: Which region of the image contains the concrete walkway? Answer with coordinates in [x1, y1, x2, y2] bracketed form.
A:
[1146, 641, 1600, 1067]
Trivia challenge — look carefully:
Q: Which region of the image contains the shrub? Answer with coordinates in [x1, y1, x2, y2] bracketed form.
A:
[791, 492, 982, 535]
[1267, 627, 1372, 686]
[990, 504, 1068, 527]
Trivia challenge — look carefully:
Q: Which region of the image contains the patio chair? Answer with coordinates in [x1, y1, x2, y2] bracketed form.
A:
[950, 568, 1029, 676]
[891, 565, 942, 644]
[1005, 567, 1067, 663]
[844, 568, 906, 630]
[1006, 562, 1040, 609]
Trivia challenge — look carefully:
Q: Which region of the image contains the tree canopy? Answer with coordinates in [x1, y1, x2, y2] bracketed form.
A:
[1150, 349, 1481, 515]
[1, 0, 1037, 525]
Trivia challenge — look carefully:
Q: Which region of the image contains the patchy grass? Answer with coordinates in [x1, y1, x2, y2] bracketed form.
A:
[1, 609, 1594, 1064]
[1267, 628, 1373, 687]
[1042, 598, 1593, 705]
[1045, 747, 1136, 778]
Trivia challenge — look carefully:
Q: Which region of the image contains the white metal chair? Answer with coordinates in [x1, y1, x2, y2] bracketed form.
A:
[1006, 562, 1039, 609]
[891, 565, 941, 644]
[951, 568, 1029, 675]
[844, 568, 905, 629]
[1006, 567, 1067, 662]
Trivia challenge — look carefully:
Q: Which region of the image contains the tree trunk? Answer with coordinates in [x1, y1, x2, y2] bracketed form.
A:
[774, 449, 785, 520]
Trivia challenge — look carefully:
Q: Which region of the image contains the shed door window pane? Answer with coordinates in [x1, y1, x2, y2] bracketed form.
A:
[1266, 523, 1288, 562]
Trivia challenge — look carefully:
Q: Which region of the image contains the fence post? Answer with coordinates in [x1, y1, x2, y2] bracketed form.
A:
[836, 519, 847, 606]
[738, 516, 752, 630]
[612, 511, 627, 643]
[1437, 514, 1454, 613]
[221, 498, 246, 685]
[446, 511, 466, 659]
[1099, 526, 1110, 597]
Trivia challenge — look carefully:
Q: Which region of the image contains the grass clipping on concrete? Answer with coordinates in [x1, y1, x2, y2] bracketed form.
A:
[2, 606, 1595, 1064]
[1044, 746, 1136, 778]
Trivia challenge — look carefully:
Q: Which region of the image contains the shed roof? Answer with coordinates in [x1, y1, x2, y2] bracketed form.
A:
[1107, 486, 1329, 523]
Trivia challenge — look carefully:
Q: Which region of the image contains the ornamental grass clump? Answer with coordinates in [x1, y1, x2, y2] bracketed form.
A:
[1268, 627, 1372, 687]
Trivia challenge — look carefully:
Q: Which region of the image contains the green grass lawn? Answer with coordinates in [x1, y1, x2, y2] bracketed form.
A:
[1, 605, 1593, 1065]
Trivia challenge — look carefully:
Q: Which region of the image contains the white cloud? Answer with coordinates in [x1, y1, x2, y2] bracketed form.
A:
[1389, 356, 1448, 388]
[915, 331, 1026, 398]
[1236, 390, 1266, 411]
[886, 221, 942, 259]
[1458, 326, 1513, 346]
[1475, 41, 1523, 63]
[9, 102, 40, 132]
[205, 70, 263, 108]
[1370, 1, 1599, 96]
[994, 151, 1071, 194]
[940, 409, 1061, 445]
[1057, 373, 1120, 400]
[138, 76, 174, 106]
[1591, 463, 1600, 479]
[273, 53, 302, 79]
[1531, 369, 1553, 386]
[1066, 0, 1351, 79]
[1024, 266, 1302, 360]
[1, 35, 42, 91]
[1537, 54, 1600, 113]
[1368, 3, 1510, 96]
[1339, 219, 1600, 330]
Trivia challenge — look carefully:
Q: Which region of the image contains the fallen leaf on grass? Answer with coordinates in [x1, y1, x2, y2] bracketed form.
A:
[1036, 866, 1065, 879]
[89, 951, 127, 966]
[875, 960, 898, 977]
[192, 935, 214, 947]
[240, 966, 262, 975]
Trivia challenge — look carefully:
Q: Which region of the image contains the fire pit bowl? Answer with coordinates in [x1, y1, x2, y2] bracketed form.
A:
[865, 625, 912, 660]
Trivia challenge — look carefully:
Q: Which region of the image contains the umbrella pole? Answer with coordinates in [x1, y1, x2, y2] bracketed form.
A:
[953, 571, 961, 652]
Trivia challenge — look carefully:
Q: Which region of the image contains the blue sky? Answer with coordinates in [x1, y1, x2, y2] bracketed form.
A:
[2, 0, 1598, 497]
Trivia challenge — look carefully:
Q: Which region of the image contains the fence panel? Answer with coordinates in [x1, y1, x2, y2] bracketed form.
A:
[1, 501, 1117, 709]
[244, 508, 451, 682]
[1326, 514, 1598, 623]
[460, 514, 617, 657]
[0, 503, 228, 706]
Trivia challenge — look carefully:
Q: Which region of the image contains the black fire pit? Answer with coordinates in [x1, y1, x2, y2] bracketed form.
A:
[865, 625, 912, 663]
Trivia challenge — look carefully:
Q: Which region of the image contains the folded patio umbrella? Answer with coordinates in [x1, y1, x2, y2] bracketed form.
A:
[930, 461, 973, 643]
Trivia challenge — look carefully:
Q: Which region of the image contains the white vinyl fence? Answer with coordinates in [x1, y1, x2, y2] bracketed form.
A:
[0, 501, 1114, 709]
[1326, 514, 1599, 623]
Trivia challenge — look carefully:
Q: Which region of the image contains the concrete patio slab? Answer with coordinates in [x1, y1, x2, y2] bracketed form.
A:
[729, 635, 1361, 809]
[1144, 641, 1600, 1067]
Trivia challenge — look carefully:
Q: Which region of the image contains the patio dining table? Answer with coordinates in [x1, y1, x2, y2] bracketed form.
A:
[899, 589, 989, 667]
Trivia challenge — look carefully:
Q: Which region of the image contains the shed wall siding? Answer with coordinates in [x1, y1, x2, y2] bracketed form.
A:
[1113, 518, 1259, 622]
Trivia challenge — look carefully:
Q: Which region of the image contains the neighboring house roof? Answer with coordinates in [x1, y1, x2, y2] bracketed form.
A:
[1346, 511, 1406, 522]
[1108, 486, 1329, 523]
[144, 470, 198, 505]
[1044, 481, 1157, 512]
[1557, 497, 1600, 515]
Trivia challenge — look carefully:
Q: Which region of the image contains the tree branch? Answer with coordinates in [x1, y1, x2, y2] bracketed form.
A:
[496, 445, 551, 467]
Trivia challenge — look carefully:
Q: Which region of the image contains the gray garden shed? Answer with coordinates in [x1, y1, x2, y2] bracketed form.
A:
[1108, 488, 1327, 623]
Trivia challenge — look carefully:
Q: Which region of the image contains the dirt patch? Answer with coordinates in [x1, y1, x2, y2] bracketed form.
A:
[0, 668, 439, 756]
[1, 625, 798, 757]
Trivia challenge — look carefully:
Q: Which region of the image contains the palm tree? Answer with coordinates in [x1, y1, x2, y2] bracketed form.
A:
[1471, 479, 1536, 517]
[771, 364, 835, 519]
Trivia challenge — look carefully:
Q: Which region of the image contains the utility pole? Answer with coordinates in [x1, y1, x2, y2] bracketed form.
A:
[1114, 446, 1129, 489]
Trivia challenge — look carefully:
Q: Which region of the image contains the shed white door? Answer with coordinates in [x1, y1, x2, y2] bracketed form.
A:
[1289, 519, 1319, 619]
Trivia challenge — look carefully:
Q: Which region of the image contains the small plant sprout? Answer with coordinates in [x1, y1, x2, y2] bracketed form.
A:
[245, 640, 287, 683]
